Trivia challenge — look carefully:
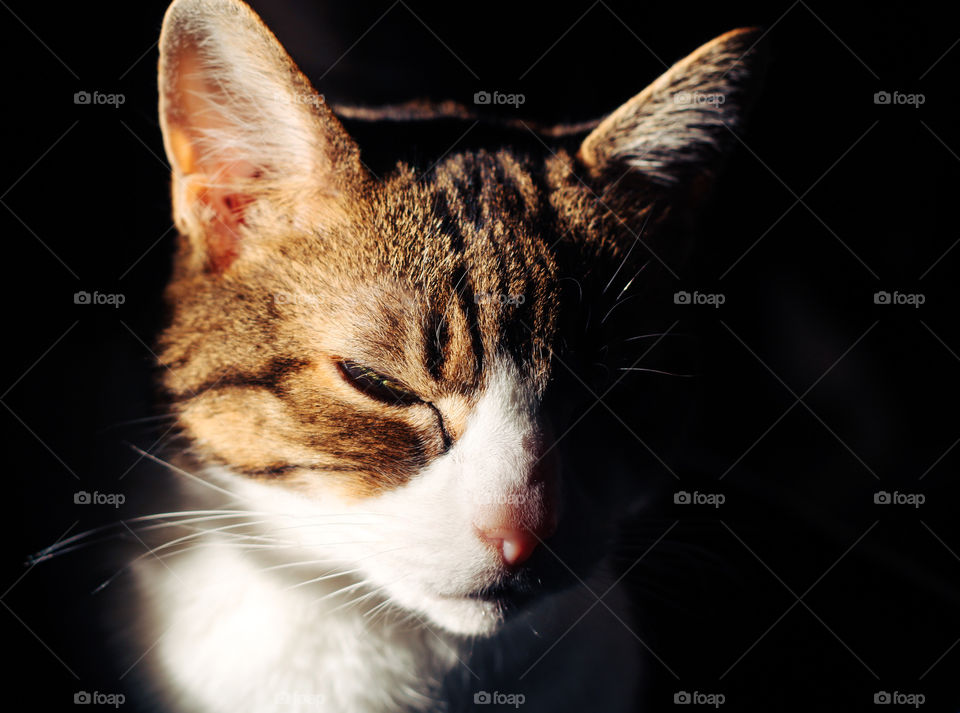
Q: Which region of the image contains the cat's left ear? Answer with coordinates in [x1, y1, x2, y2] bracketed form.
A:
[578, 28, 766, 202]
[158, 0, 367, 273]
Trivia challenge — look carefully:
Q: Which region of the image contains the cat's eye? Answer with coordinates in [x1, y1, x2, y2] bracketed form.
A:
[337, 360, 423, 407]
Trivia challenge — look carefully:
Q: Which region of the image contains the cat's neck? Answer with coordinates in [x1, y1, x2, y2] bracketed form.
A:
[132, 534, 639, 713]
[134, 536, 459, 712]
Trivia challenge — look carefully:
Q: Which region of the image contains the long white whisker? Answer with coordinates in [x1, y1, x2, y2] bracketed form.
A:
[91, 519, 303, 593]
[286, 546, 412, 590]
[618, 367, 695, 377]
[284, 568, 366, 591]
[624, 332, 690, 342]
[616, 259, 649, 299]
[128, 445, 242, 500]
[32, 510, 264, 560]
[602, 211, 651, 295]
[309, 579, 376, 607]
[601, 293, 642, 325]
[33, 514, 285, 564]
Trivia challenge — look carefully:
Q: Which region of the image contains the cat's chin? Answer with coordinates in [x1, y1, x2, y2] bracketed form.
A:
[418, 594, 509, 636]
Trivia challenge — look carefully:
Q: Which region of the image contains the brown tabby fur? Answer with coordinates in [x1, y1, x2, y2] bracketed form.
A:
[156, 0, 764, 500]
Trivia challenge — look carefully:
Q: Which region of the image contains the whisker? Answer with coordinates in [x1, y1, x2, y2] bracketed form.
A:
[286, 546, 411, 590]
[600, 293, 642, 325]
[90, 537, 309, 595]
[618, 367, 696, 377]
[616, 260, 649, 300]
[97, 413, 178, 434]
[624, 332, 690, 342]
[91, 520, 303, 593]
[326, 578, 403, 617]
[602, 211, 651, 295]
[126, 444, 241, 500]
[309, 579, 375, 607]
[285, 567, 366, 591]
[31, 511, 297, 564]
[33, 505, 415, 565]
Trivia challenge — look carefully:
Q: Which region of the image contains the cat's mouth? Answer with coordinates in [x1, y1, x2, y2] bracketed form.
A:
[464, 579, 540, 607]
[420, 589, 518, 634]
[444, 588, 527, 618]
[423, 572, 569, 635]
[393, 548, 598, 636]
[437, 568, 559, 615]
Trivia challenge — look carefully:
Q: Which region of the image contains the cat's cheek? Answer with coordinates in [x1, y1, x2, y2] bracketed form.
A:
[177, 391, 319, 472]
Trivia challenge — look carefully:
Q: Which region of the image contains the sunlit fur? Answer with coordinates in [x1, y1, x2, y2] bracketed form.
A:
[125, 0, 767, 710]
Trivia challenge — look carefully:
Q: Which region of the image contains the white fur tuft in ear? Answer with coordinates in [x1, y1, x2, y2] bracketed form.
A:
[158, 0, 364, 272]
[579, 27, 765, 188]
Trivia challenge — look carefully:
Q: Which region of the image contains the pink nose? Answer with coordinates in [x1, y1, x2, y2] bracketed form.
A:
[478, 527, 543, 567]
[475, 449, 559, 567]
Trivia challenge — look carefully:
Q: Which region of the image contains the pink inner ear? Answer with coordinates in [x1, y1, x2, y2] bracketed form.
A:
[166, 50, 264, 273]
[201, 185, 252, 273]
[196, 160, 259, 273]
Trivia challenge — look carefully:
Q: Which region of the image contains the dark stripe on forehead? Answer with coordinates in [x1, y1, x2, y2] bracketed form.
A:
[432, 189, 466, 255]
[416, 150, 560, 390]
[453, 264, 485, 378]
[424, 309, 448, 382]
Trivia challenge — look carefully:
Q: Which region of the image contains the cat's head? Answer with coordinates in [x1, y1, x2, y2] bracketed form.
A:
[156, 0, 764, 634]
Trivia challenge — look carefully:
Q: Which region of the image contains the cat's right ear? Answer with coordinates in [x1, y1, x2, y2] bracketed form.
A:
[578, 28, 766, 211]
[158, 0, 366, 273]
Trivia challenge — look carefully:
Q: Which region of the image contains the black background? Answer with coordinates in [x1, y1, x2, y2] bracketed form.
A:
[1, 0, 957, 711]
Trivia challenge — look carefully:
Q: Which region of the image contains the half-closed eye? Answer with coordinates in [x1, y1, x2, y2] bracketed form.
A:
[336, 360, 423, 407]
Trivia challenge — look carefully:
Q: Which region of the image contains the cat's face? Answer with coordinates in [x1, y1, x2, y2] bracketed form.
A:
[156, 0, 762, 634]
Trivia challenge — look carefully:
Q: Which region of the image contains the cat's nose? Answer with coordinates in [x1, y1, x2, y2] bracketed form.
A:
[473, 448, 559, 567]
[477, 526, 542, 567]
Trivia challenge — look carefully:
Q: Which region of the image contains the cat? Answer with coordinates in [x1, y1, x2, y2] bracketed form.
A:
[117, 0, 764, 710]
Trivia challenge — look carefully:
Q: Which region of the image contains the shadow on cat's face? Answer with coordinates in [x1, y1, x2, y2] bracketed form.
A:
[153, 0, 764, 633]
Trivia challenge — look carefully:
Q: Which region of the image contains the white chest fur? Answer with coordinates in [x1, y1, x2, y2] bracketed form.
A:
[134, 539, 640, 713]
